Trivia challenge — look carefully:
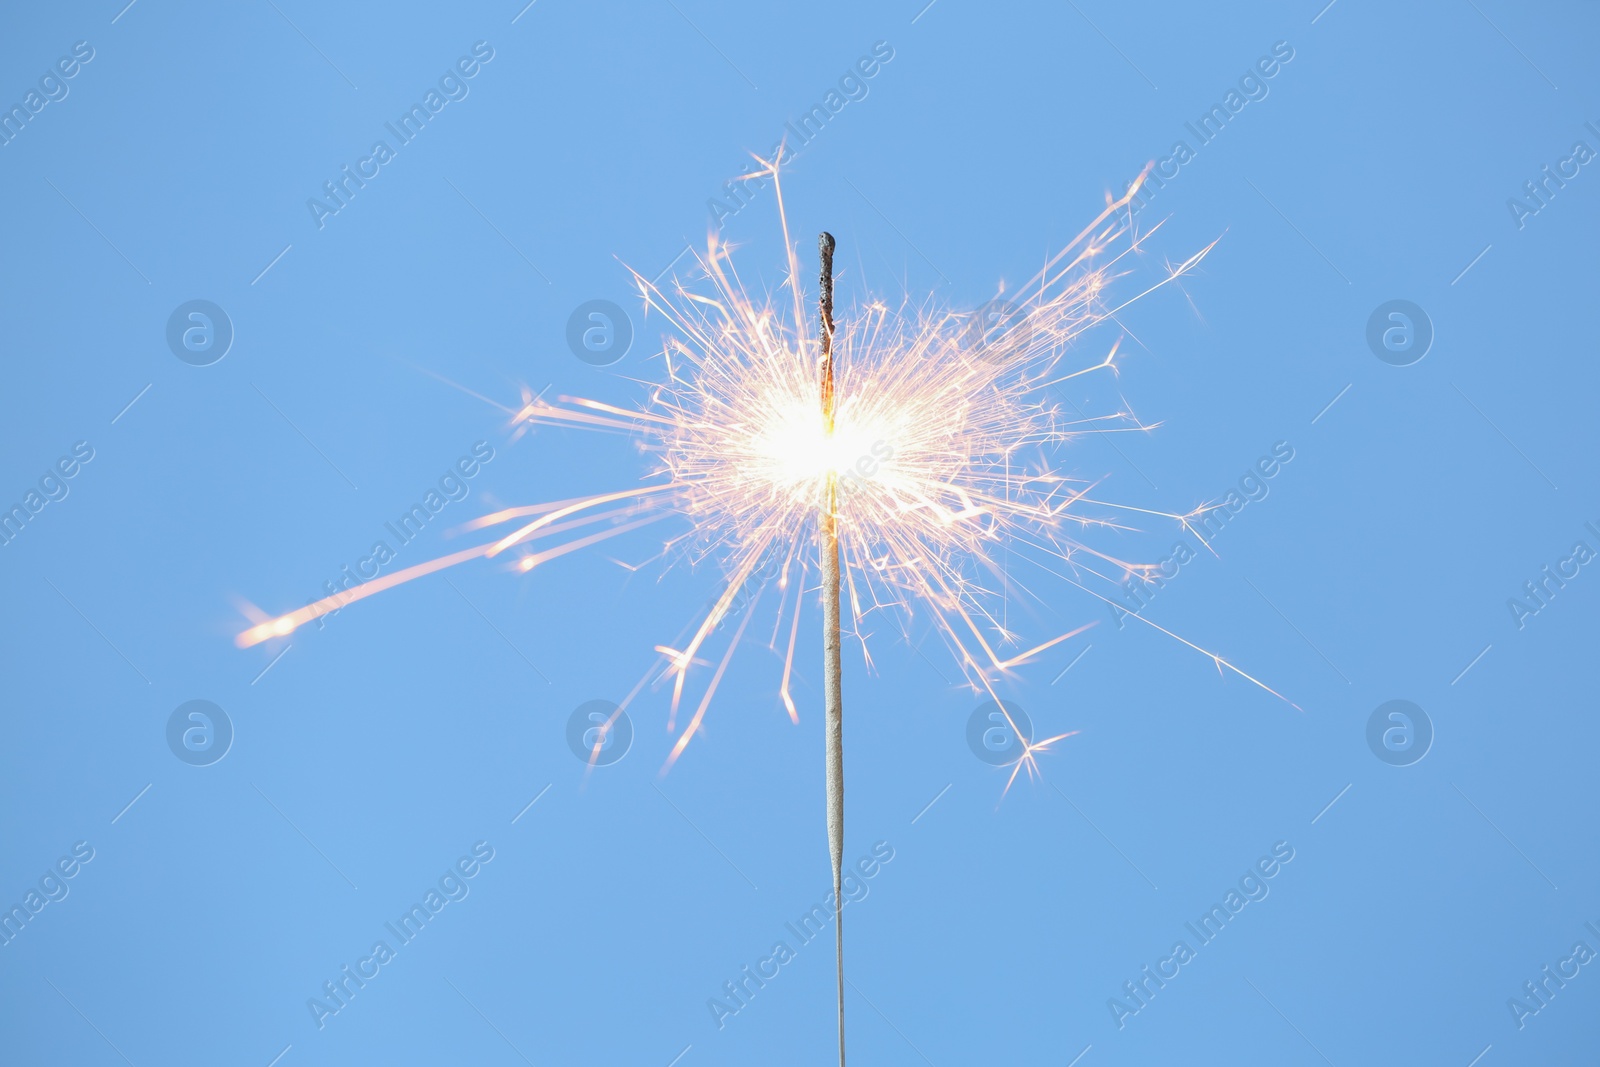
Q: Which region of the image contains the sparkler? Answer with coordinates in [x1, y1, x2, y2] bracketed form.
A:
[236, 158, 1293, 1059]
[816, 229, 847, 1065]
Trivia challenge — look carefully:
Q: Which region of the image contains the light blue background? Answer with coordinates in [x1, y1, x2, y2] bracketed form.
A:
[2, 2, 1597, 1064]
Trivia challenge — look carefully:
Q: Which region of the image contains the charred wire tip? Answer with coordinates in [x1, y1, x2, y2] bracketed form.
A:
[819, 232, 837, 348]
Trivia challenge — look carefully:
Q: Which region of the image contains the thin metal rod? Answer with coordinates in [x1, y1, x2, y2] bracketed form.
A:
[817, 230, 846, 1067]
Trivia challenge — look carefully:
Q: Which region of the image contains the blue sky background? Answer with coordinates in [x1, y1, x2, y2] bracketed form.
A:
[2, 1, 1598, 1064]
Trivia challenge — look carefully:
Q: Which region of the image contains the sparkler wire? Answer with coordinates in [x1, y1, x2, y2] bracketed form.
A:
[817, 230, 848, 1067]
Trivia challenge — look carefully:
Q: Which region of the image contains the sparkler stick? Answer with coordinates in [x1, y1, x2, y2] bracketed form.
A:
[817, 230, 847, 1067]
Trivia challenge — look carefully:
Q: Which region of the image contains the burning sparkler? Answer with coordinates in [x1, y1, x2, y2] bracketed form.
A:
[816, 228, 848, 1064]
[236, 157, 1291, 1061]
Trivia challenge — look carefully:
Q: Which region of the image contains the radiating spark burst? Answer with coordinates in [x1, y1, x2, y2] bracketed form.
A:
[236, 159, 1293, 784]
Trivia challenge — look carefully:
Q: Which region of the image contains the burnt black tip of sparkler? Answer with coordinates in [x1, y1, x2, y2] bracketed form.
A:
[818, 233, 837, 343]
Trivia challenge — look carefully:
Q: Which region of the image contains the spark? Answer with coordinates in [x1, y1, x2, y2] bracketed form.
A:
[236, 157, 1289, 776]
